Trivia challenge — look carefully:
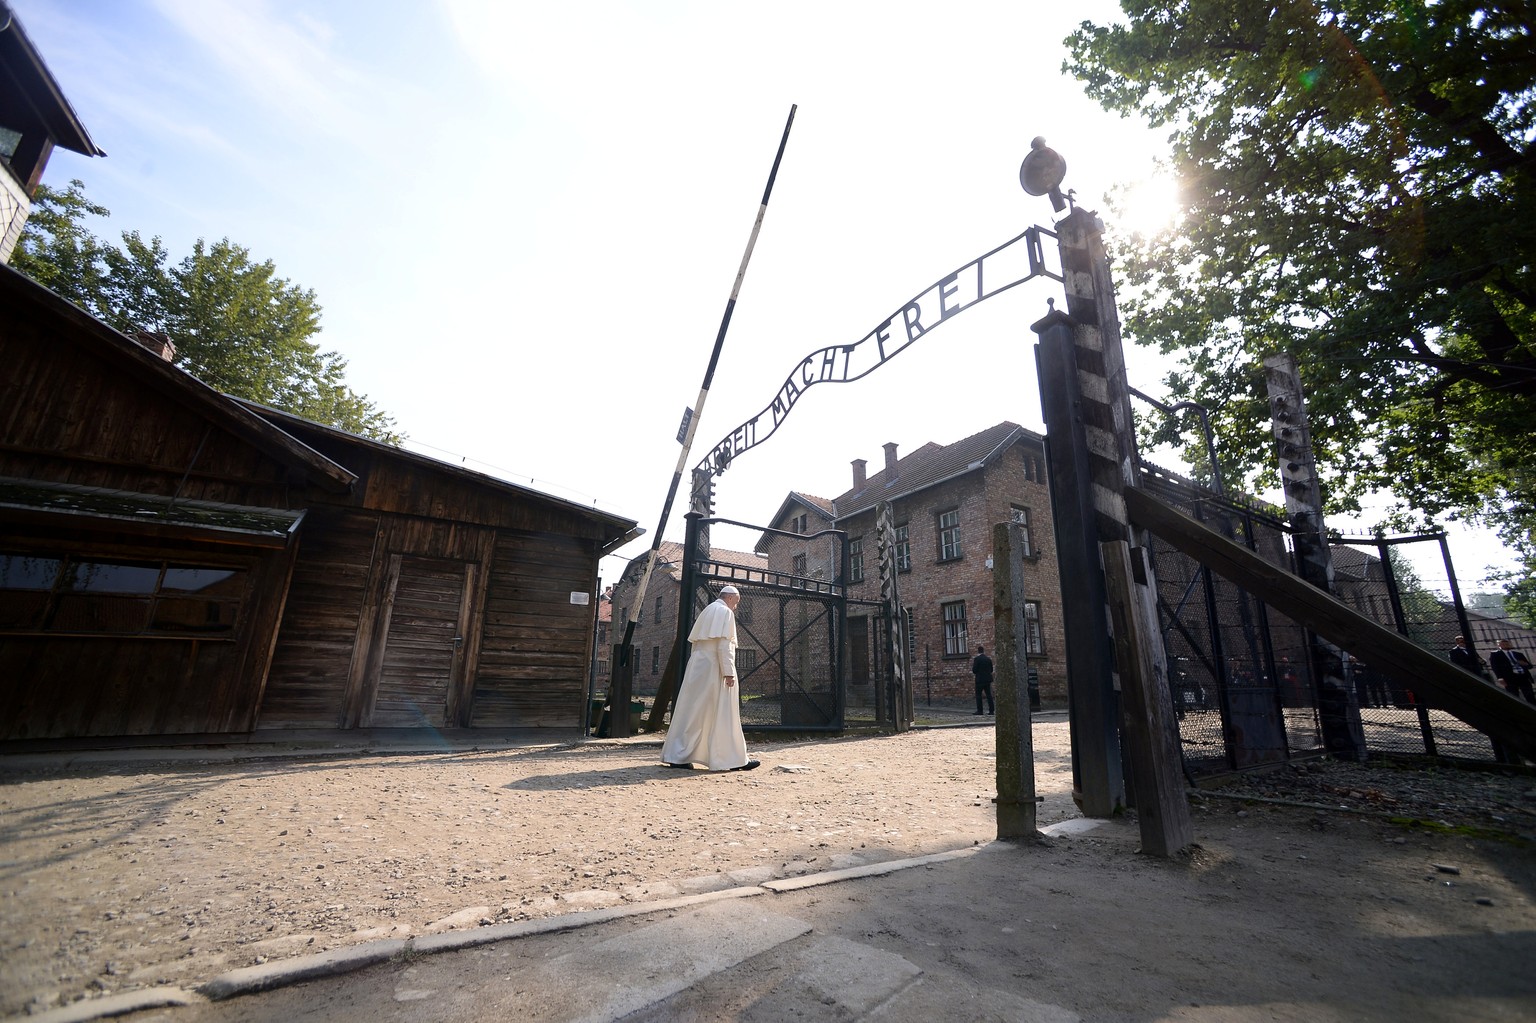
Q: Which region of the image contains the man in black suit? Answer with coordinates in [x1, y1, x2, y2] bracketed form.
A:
[1489, 639, 1536, 704]
[971, 645, 994, 715]
[1448, 635, 1486, 677]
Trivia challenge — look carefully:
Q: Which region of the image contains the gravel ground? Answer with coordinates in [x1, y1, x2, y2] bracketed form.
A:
[2, 718, 1533, 1018]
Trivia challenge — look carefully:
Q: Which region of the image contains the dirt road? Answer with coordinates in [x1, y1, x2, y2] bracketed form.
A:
[3, 718, 1534, 1018]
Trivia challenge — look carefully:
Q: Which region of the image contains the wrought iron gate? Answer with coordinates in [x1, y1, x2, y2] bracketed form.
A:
[682, 515, 848, 732]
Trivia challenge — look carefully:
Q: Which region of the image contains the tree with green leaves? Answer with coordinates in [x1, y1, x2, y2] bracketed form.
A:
[1063, 1, 1534, 619]
[12, 180, 402, 443]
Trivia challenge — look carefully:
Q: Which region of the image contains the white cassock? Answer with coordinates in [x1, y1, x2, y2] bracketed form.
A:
[661, 598, 748, 770]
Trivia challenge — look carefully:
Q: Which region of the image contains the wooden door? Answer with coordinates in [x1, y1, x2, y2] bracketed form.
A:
[370, 556, 471, 727]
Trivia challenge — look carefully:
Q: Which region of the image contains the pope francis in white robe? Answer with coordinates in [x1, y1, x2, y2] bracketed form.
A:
[661, 586, 759, 771]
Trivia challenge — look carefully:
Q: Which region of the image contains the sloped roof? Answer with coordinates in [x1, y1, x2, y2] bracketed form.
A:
[4, 262, 640, 546]
[241, 400, 638, 544]
[618, 540, 767, 585]
[2, 263, 355, 493]
[798, 493, 835, 515]
[832, 422, 1040, 519]
[0, 11, 104, 156]
[757, 490, 837, 542]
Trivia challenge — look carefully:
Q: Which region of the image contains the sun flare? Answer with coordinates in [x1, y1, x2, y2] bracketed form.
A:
[1110, 173, 1183, 238]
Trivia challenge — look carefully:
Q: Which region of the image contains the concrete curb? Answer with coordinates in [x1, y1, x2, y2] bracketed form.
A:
[760, 845, 984, 892]
[408, 885, 766, 955]
[197, 940, 408, 1001]
[21, 987, 201, 1023]
[35, 843, 999, 1021]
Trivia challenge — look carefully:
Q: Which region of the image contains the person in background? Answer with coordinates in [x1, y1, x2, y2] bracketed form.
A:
[971, 645, 995, 715]
[1489, 638, 1536, 704]
[1448, 635, 1487, 678]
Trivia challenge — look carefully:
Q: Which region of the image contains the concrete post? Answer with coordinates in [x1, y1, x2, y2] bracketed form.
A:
[993, 521, 1041, 841]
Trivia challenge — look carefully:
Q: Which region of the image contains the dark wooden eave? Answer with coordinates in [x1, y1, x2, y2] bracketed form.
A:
[2, 263, 357, 494]
[0, 9, 103, 156]
[235, 398, 640, 547]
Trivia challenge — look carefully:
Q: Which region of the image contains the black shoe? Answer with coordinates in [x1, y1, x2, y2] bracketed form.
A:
[662, 761, 691, 769]
[730, 760, 761, 772]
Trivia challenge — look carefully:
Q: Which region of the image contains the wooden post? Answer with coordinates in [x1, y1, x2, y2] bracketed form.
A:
[1101, 540, 1195, 856]
[607, 640, 634, 738]
[642, 501, 708, 734]
[1038, 206, 1192, 851]
[993, 522, 1041, 841]
[1263, 354, 1365, 761]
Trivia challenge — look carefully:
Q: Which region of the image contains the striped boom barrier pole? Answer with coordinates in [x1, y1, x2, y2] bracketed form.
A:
[620, 105, 797, 671]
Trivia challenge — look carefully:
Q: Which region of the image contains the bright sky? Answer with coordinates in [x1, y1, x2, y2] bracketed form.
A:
[14, 0, 1519, 595]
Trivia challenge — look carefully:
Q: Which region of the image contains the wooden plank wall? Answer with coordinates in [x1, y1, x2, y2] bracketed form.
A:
[0, 636, 245, 738]
[0, 535, 285, 741]
[471, 530, 597, 727]
[0, 325, 293, 506]
[257, 507, 382, 728]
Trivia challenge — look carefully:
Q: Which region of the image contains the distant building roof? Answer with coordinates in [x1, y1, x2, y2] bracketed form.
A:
[618, 540, 767, 585]
[832, 421, 1039, 519]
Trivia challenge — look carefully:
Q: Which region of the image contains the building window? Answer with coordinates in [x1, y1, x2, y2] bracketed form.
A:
[652, 646, 660, 673]
[619, 606, 629, 629]
[938, 509, 961, 562]
[942, 601, 967, 656]
[0, 553, 247, 638]
[895, 524, 910, 572]
[791, 512, 808, 534]
[655, 595, 664, 622]
[1024, 600, 1044, 655]
[849, 537, 864, 584]
[792, 553, 807, 577]
[737, 648, 757, 676]
[1010, 506, 1035, 558]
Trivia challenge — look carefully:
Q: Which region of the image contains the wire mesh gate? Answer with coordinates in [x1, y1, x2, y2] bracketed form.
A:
[1141, 464, 1326, 777]
[1328, 534, 1500, 762]
[1139, 464, 1499, 777]
[683, 517, 851, 732]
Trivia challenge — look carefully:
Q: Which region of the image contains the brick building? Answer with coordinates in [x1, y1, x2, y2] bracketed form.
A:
[762, 422, 1067, 708]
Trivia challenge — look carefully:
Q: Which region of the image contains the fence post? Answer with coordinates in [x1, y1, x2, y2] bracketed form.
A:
[1263, 353, 1366, 761]
[993, 521, 1041, 841]
[642, 507, 705, 733]
[1042, 207, 1192, 853]
[1102, 540, 1195, 856]
[1035, 309, 1123, 816]
[876, 501, 909, 733]
[607, 640, 634, 738]
[1377, 537, 1437, 756]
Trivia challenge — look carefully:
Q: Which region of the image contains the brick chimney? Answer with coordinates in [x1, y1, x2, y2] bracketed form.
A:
[133, 329, 176, 362]
[851, 458, 867, 490]
[883, 442, 899, 482]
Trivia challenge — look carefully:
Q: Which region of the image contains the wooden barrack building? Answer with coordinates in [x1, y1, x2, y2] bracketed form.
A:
[0, 264, 638, 744]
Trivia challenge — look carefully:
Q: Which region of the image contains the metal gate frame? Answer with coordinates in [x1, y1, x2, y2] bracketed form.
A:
[1142, 461, 1502, 776]
[680, 513, 848, 732]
